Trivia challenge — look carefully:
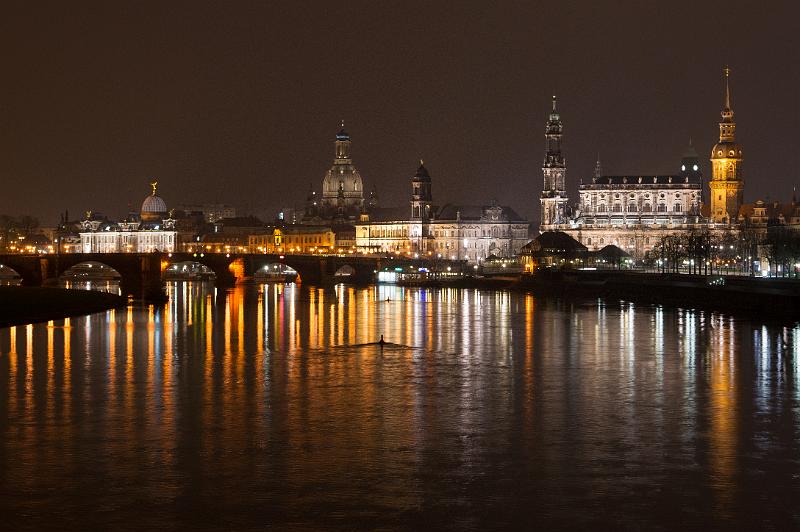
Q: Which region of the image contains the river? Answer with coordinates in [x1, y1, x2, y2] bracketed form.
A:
[1, 282, 799, 530]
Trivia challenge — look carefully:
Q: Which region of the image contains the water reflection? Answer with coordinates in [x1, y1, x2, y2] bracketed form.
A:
[1, 283, 799, 530]
[61, 279, 121, 295]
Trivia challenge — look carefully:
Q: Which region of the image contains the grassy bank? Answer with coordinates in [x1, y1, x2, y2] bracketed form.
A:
[0, 287, 127, 328]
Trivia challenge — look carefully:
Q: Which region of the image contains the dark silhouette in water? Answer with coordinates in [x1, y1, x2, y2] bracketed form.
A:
[379, 334, 385, 347]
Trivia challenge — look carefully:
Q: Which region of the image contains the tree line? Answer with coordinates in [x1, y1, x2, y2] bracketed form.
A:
[0, 214, 41, 253]
[645, 226, 800, 277]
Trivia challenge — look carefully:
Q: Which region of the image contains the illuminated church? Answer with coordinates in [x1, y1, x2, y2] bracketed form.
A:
[540, 69, 746, 258]
[302, 123, 375, 224]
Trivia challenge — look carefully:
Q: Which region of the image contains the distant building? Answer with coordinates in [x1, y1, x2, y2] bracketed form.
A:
[175, 203, 236, 223]
[519, 231, 588, 270]
[540, 69, 744, 259]
[79, 183, 179, 253]
[738, 198, 800, 231]
[248, 226, 335, 254]
[356, 162, 529, 262]
[190, 216, 265, 253]
[302, 123, 366, 224]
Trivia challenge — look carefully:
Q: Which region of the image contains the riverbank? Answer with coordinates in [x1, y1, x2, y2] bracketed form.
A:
[0, 287, 127, 328]
[518, 270, 800, 320]
[384, 270, 800, 319]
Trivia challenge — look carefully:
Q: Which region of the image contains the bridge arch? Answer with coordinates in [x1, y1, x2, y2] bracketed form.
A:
[59, 261, 122, 293]
[254, 263, 299, 282]
[165, 253, 242, 287]
[334, 264, 355, 277]
[60, 261, 122, 279]
[0, 263, 22, 285]
[163, 261, 217, 281]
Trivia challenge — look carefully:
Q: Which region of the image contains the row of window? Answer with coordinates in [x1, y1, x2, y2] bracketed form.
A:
[583, 191, 694, 199]
[585, 237, 654, 246]
[592, 203, 685, 213]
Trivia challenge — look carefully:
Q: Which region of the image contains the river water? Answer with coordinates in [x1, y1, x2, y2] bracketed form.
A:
[1, 282, 799, 530]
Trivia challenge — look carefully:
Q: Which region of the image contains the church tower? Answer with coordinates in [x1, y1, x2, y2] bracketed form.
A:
[410, 160, 432, 220]
[709, 67, 744, 223]
[540, 95, 568, 230]
[410, 160, 433, 253]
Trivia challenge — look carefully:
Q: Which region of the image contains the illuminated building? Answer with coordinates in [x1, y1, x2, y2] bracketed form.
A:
[540, 96, 569, 227]
[249, 226, 335, 254]
[78, 183, 178, 253]
[356, 162, 529, 262]
[564, 148, 705, 256]
[710, 67, 744, 223]
[303, 123, 365, 223]
[542, 69, 746, 259]
[175, 203, 236, 223]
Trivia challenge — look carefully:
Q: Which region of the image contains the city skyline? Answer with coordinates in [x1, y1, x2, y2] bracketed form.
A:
[3, 2, 799, 225]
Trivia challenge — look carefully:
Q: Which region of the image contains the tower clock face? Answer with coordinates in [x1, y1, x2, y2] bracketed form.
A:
[682, 165, 686, 171]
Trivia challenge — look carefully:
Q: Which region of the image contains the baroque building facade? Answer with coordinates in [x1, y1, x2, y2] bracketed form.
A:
[541, 69, 744, 259]
[79, 183, 179, 253]
[355, 162, 529, 262]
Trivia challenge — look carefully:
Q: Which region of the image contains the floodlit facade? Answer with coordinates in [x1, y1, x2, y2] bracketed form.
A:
[540, 69, 745, 259]
[356, 163, 529, 262]
[248, 226, 336, 254]
[78, 183, 179, 253]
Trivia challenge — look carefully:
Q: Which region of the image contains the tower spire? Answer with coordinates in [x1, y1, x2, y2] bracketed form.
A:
[540, 96, 567, 229]
[594, 153, 602, 179]
[710, 66, 744, 224]
[723, 66, 731, 110]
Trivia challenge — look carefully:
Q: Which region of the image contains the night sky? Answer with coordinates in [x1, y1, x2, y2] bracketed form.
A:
[3, 1, 799, 225]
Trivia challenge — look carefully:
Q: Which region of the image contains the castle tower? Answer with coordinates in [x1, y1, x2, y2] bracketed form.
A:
[680, 141, 703, 214]
[540, 95, 568, 229]
[709, 68, 744, 223]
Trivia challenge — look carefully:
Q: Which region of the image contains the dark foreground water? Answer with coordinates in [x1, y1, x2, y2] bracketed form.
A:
[1, 282, 799, 530]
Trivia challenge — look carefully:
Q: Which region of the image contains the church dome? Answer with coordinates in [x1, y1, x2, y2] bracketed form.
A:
[320, 123, 364, 216]
[322, 165, 363, 196]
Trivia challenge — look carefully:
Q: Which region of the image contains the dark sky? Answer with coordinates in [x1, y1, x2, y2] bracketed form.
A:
[3, 1, 799, 225]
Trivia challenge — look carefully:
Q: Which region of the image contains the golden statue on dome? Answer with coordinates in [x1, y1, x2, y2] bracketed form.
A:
[150, 181, 158, 196]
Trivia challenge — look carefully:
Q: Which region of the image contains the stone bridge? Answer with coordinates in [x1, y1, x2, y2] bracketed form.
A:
[0, 252, 389, 300]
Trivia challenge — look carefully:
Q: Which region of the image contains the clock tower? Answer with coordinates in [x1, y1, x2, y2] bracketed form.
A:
[709, 67, 744, 223]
